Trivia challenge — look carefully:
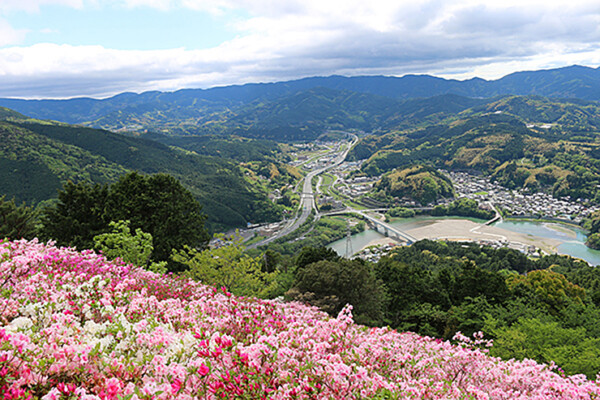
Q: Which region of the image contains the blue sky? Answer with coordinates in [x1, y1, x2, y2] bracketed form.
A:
[7, 3, 242, 50]
[1, 0, 600, 98]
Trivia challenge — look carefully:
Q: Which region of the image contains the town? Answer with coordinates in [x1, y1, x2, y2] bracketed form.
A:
[447, 171, 600, 224]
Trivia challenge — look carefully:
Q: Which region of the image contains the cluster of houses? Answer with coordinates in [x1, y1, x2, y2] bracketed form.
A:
[328, 162, 382, 199]
[354, 243, 399, 262]
[474, 239, 540, 257]
[447, 171, 599, 223]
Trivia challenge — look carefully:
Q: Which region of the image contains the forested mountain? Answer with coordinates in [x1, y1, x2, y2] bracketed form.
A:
[349, 96, 600, 202]
[0, 117, 281, 231]
[1, 65, 600, 137]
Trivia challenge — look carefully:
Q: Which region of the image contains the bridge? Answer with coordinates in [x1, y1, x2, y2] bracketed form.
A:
[324, 208, 418, 245]
[355, 210, 418, 244]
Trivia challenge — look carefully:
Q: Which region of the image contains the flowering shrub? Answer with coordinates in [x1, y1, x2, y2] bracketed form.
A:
[0, 239, 599, 399]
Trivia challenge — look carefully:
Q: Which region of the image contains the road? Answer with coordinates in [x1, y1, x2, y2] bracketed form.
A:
[248, 135, 357, 248]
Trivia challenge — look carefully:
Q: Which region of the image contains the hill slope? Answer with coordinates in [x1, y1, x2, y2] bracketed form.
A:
[1, 239, 598, 399]
[0, 119, 281, 230]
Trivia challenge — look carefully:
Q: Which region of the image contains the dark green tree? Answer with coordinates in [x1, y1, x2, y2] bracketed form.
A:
[0, 195, 38, 240]
[39, 181, 109, 250]
[295, 246, 341, 270]
[375, 257, 450, 331]
[452, 261, 510, 304]
[106, 172, 210, 263]
[289, 258, 385, 325]
[40, 172, 209, 269]
[586, 233, 600, 250]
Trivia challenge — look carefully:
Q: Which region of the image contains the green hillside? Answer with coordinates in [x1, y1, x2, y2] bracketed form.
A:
[0, 119, 281, 231]
[140, 132, 284, 162]
[373, 165, 455, 205]
[351, 100, 600, 201]
[462, 95, 600, 135]
[0, 121, 127, 204]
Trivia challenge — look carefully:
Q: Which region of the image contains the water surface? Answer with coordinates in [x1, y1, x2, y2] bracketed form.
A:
[329, 217, 600, 266]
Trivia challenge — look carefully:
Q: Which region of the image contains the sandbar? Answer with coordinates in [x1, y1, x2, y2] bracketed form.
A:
[362, 218, 561, 254]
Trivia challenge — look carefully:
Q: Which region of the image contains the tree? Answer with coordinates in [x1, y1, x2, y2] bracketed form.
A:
[94, 220, 148, 264]
[586, 233, 600, 250]
[486, 318, 600, 379]
[289, 258, 385, 326]
[39, 181, 109, 250]
[452, 261, 509, 304]
[295, 246, 340, 270]
[172, 235, 278, 298]
[375, 257, 451, 331]
[39, 172, 210, 270]
[107, 172, 210, 264]
[507, 268, 586, 314]
[93, 220, 167, 273]
[0, 195, 38, 240]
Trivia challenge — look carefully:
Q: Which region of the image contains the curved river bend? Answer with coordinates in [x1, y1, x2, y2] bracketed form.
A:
[329, 217, 600, 266]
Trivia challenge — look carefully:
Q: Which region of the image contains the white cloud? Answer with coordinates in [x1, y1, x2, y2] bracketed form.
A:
[0, 19, 27, 46]
[0, 0, 83, 13]
[2, 0, 600, 97]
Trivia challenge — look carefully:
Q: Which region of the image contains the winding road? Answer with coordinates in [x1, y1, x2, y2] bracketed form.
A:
[248, 135, 357, 249]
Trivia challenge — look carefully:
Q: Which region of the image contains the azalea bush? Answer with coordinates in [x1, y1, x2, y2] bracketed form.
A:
[0, 239, 599, 399]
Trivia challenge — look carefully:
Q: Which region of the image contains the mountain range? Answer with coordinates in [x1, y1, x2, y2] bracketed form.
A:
[1, 65, 599, 136]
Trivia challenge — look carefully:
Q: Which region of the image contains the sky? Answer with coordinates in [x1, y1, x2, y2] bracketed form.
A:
[1, 0, 600, 99]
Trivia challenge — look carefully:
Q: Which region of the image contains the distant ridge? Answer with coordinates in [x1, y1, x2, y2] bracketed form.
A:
[0, 64, 598, 127]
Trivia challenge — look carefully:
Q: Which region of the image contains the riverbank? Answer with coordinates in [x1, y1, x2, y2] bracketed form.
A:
[360, 217, 561, 255]
[330, 216, 600, 266]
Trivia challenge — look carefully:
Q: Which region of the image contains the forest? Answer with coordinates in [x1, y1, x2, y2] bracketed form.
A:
[0, 117, 284, 232]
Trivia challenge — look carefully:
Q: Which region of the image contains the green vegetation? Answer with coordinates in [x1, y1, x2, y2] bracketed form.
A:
[0, 119, 281, 231]
[0, 121, 125, 204]
[0, 195, 38, 240]
[385, 207, 416, 219]
[431, 198, 495, 220]
[173, 235, 279, 299]
[140, 133, 285, 163]
[287, 258, 385, 325]
[40, 172, 210, 270]
[93, 220, 167, 273]
[368, 240, 600, 377]
[584, 211, 600, 249]
[586, 233, 600, 250]
[373, 165, 454, 205]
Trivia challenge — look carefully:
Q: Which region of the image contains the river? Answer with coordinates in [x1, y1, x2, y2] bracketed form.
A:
[328, 217, 600, 266]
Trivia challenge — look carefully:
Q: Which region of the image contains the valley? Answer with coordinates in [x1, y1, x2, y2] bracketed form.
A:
[244, 135, 600, 264]
[6, 65, 600, 384]
[9, 2, 600, 397]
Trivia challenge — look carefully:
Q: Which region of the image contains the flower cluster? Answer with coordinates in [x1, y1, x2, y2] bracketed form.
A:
[0, 239, 598, 399]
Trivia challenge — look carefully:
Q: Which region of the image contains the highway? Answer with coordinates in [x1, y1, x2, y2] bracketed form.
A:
[248, 135, 357, 248]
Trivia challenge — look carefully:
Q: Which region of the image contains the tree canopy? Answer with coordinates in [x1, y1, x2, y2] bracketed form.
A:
[0, 195, 38, 240]
[40, 172, 209, 270]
